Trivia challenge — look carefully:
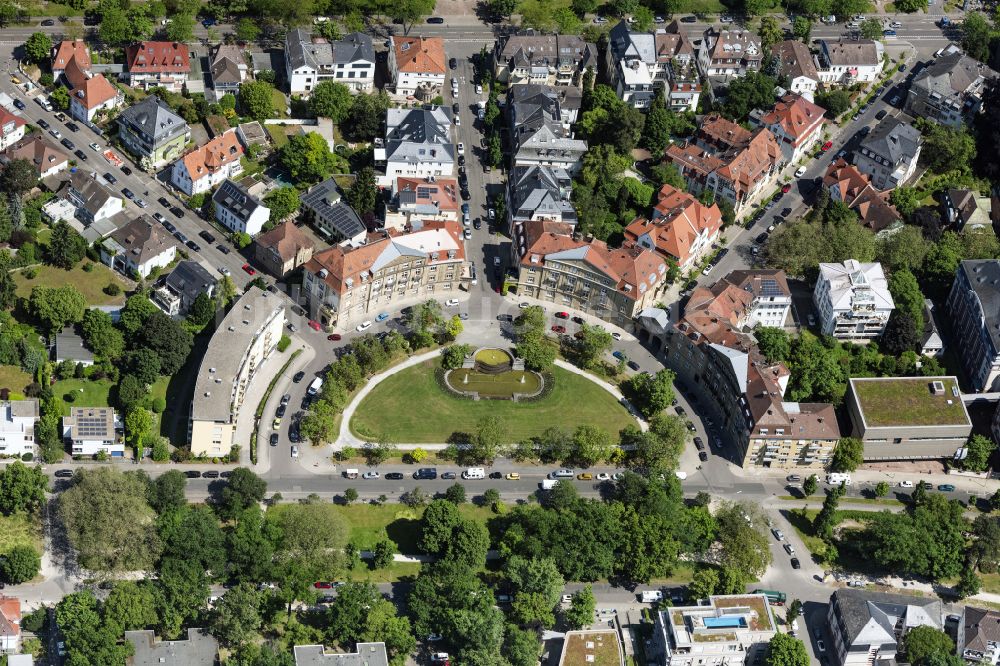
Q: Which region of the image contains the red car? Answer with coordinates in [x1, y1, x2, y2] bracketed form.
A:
[314, 582, 332, 589]
[554, 311, 569, 319]
[308, 320, 321, 331]
[781, 184, 791, 193]
[821, 141, 833, 152]
[241, 263, 256, 275]
[327, 333, 342, 341]
[551, 325, 566, 334]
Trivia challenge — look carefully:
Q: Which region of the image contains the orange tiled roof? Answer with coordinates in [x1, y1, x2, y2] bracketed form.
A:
[393, 36, 447, 75]
[715, 129, 782, 193]
[0, 597, 20, 639]
[180, 130, 242, 181]
[71, 73, 119, 110]
[0, 106, 25, 133]
[699, 114, 752, 149]
[623, 183, 722, 266]
[126, 41, 191, 74]
[823, 158, 873, 206]
[757, 93, 825, 143]
[52, 40, 90, 71]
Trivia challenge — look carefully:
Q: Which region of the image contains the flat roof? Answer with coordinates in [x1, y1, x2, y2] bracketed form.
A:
[850, 376, 971, 428]
[559, 630, 622, 666]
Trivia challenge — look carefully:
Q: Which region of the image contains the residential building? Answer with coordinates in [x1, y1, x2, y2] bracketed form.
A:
[236, 121, 269, 153]
[0, 401, 38, 458]
[63, 407, 121, 457]
[102, 215, 177, 278]
[1, 134, 69, 178]
[493, 33, 597, 88]
[300, 178, 366, 243]
[51, 40, 90, 81]
[67, 73, 122, 123]
[959, 607, 1000, 665]
[303, 222, 467, 329]
[170, 129, 243, 196]
[124, 41, 191, 92]
[814, 259, 895, 340]
[827, 589, 942, 666]
[943, 188, 994, 231]
[153, 260, 217, 317]
[623, 183, 722, 270]
[906, 50, 996, 127]
[697, 27, 763, 79]
[636, 294, 840, 468]
[384, 176, 460, 231]
[0, 597, 20, 654]
[509, 84, 582, 129]
[389, 36, 446, 96]
[749, 93, 825, 164]
[116, 96, 191, 171]
[558, 631, 624, 666]
[946, 259, 1000, 392]
[212, 178, 269, 237]
[514, 220, 668, 326]
[0, 107, 25, 152]
[845, 376, 972, 460]
[210, 43, 248, 102]
[509, 113, 587, 175]
[920, 299, 944, 357]
[653, 595, 777, 666]
[189, 288, 284, 457]
[656, 25, 702, 112]
[853, 117, 922, 190]
[823, 159, 902, 234]
[693, 269, 792, 328]
[375, 107, 454, 186]
[507, 165, 576, 258]
[665, 115, 783, 216]
[770, 40, 820, 98]
[294, 643, 387, 666]
[125, 628, 219, 666]
[254, 220, 316, 278]
[67, 170, 123, 225]
[815, 39, 885, 85]
[55, 327, 94, 367]
[285, 29, 375, 96]
[605, 21, 661, 108]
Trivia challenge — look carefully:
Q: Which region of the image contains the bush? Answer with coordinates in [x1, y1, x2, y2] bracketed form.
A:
[20, 452, 32, 462]
[104, 283, 121, 296]
[39, 72, 53, 86]
[152, 396, 166, 413]
[82, 262, 94, 272]
[277, 334, 291, 352]
[151, 438, 170, 462]
[22, 268, 36, 279]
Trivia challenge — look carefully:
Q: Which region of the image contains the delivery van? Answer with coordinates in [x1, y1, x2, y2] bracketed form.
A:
[307, 377, 323, 396]
[640, 590, 663, 603]
[462, 467, 485, 479]
[343, 469, 359, 479]
[540, 479, 558, 490]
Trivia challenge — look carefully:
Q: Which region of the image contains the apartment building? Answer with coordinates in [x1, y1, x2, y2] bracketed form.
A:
[153, 260, 217, 318]
[814, 259, 894, 340]
[299, 178, 367, 243]
[493, 33, 597, 87]
[697, 27, 763, 78]
[384, 176, 460, 231]
[507, 165, 576, 259]
[509, 84, 582, 129]
[653, 595, 777, 666]
[116, 96, 191, 171]
[124, 41, 191, 92]
[189, 288, 284, 457]
[623, 183, 722, 271]
[170, 129, 243, 196]
[66, 170, 123, 225]
[209, 44, 248, 102]
[102, 215, 177, 278]
[509, 105, 588, 174]
[2, 134, 69, 179]
[605, 21, 699, 110]
[749, 93, 826, 164]
[906, 50, 996, 127]
[815, 39, 885, 85]
[946, 259, 1000, 392]
[694, 269, 792, 328]
[293, 643, 388, 666]
[63, 407, 121, 457]
[823, 159, 903, 234]
[374, 107, 454, 187]
[959, 607, 1000, 666]
[0, 400, 38, 458]
[827, 589, 942, 666]
[770, 40, 820, 97]
[0, 108, 25, 153]
[285, 29, 375, 96]
[853, 117, 922, 190]
[253, 220, 316, 278]
[389, 36, 446, 96]
[212, 178, 269, 237]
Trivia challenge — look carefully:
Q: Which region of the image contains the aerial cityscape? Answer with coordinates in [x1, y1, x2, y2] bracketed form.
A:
[0, 0, 994, 664]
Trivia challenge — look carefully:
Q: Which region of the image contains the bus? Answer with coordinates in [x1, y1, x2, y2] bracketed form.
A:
[753, 589, 787, 605]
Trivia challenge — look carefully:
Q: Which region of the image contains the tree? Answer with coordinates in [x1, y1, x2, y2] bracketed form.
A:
[865, 493, 967, 580]
[961, 12, 992, 61]
[641, 95, 673, 153]
[344, 90, 391, 142]
[574, 324, 613, 368]
[722, 71, 778, 123]
[147, 470, 187, 515]
[239, 81, 275, 121]
[813, 483, 845, 538]
[767, 633, 809, 666]
[160, 505, 227, 576]
[755, 327, 790, 363]
[0, 544, 39, 584]
[139, 311, 193, 375]
[860, 18, 884, 40]
[0, 461, 47, 515]
[504, 625, 542, 666]
[689, 566, 720, 600]
[56, 590, 135, 665]
[346, 167, 378, 217]
[715, 502, 771, 578]
[418, 500, 462, 556]
[758, 16, 784, 48]
[627, 369, 677, 419]
[310, 81, 353, 123]
[212, 582, 263, 648]
[165, 13, 195, 41]
[957, 567, 982, 599]
[24, 32, 51, 64]
[28, 285, 86, 333]
[47, 221, 87, 269]
[815, 89, 852, 118]
[831, 437, 864, 472]
[506, 555, 564, 607]
[81, 309, 124, 360]
[218, 467, 267, 520]
[512, 591, 556, 629]
[2, 158, 36, 197]
[104, 581, 158, 632]
[471, 415, 509, 463]
[919, 123, 977, 174]
[234, 17, 261, 42]
[390, 0, 436, 34]
[124, 408, 152, 451]
[185, 291, 216, 327]
[119, 294, 159, 337]
[878, 227, 929, 274]
[444, 483, 466, 504]
[279, 132, 344, 185]
[59, 468, 161, 572]
[903, 626, 956, 666]
[881, 311, 919, 356]
[326, 581, 415, 666]
[803, 474, 818, 495]
[875, 481, 890, 498]
[157, 555, 210, 638]
[963, 434, 997, 472]
[792, 16, 812, 42]
[299, 398, 339, 445]
[264, 186, 300, 224]
[372, 538, 396, 569]
[889, 187, 921, 220]
[226, 506, 277, 584]
[564, 584, 595, 630]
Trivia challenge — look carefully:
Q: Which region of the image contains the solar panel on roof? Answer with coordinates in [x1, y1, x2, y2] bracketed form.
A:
[759, 279, 784, 297]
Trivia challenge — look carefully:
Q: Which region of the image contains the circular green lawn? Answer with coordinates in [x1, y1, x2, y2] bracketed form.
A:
[350, 361, 636, 443]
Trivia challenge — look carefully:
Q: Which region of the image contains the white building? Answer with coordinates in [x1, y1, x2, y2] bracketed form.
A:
[170, 130, 243, 196]
[285, 29, 375, 96]
[697, 28, 763, 79]
[389, 36, 446, 96]
[828, 589, 942, 666]
[212, 179, 270, 237]
[374, 107, 454, 187]
[653, 594, 777, 666]
[67, 170, 123, 225]
[63, 407, 122, 457]
[102, 216, 177, 279]
[770, 40, 820, 98]
[189, 288, 285, 457]
[853, 117, 922, 190]
[68, 74, 122, 123]
[0, 401, 38, 458]
[814, 259, 895, 341]
[815, 39, 885, 85]
[961, 607, 1000, 666]
[0, 108, 26, 152]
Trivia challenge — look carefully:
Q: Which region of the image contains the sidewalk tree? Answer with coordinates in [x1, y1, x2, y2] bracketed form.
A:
[471, 415, 509, 463]
[211, 582, 263, 648]
[49, 86, 70, 112]
[444, 483, 467, 504]
[506, 555, 564, 607]
[962, 434, 996, 472]
[767, 633, 809, 666]
[564, 584, 596, 630]
[813, 483, 845, 538]
[715, 502, 771, 578]
[343, 488, 358, 504]
[570, 424, 612, 467]
[792, 16, 811, 43]
[372, 539, 395, 569]
[831, 437, 864, 472]
[874, 481, 890, 498]
[957, 567, 981, 599]
[860, 18, 884, 40]
[217, 467, 267, 520]
[0, 460, 48, 515]
[574, 324, 613, 368]
[0, 544, 39, 584]
[147, 470, 187, 515]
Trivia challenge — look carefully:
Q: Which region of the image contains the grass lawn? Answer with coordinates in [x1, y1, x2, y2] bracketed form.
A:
[15, 263, 128, 307]
[271, 90, 288, 118]
[446, 368, 541, 398]
[981, 573, 1000, 595]
[675, 0, 726, 11]
[851, 377, 968, 427]
[0, 513, 43, 557]
[475, 348, 512, 366]
[0, 365, 31, 396]
[330, 502, 494, 553]
[351, 361, 635, 443]
[348, 561, 423, 583]
[51, 378, 114, 414]
[264, 124, 291, 148]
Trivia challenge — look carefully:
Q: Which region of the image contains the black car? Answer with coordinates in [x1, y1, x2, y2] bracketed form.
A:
[120, 165, 132, 175]
[385, 472, 404, 480]
[449, 57, 457, 69]
[694, 437, 705, 450]
[790, 557, 801, 569]
[461, 188, 471, 201]
[66, 122, 79, 132]
[473, 218, 482, 230]
[163, 221, 177, 233]
[627, 360, 640, 371]
[452, 102, 460, 114]
[413, 468, 438, 480]
[158, 197, 170, 207]
[203, 470, 220, 478]
[293, 371, 305, 383]
[699, 451, 709, 462]
[185, 470, 202, 478]
[103, 171, 117, 184]
[875, 109, 888, 120]
[40, 18, 54, 25]
[496, 314, 513, 322]
[170, 206, 184, 218]
[457, 155, 465, 167]
[780, 207, 792, 218]
[288, 427, 300, 443]
[441, 471, 458, 480]
[276, 404, 286, 418]
[680, 15, 697, 21]
[54, 469, 74, 478]
[427, 16, 444, 23]
[755, 232, 769, 244]
[60, 138, 74, 150]
[220, 471, 232, 478]
[186, 240, 201, 252]
[270, 433, 279, 446]
[489, 472, 503, 479]
[74, 149, 88, 161]
[122, 188, 135, 200]
[211, 244, 228, 256]
[174, 231, 188, 243]
[37, 118, 49, 130]
[676, 406, 686, 417]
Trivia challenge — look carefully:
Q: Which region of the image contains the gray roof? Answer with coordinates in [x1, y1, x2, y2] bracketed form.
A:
[117, 96, 189, 142]
[822, 39, 882, 66]
[509, 165, 576, 223]
[293, 643, 388, 666]
[384, 107, 454, 164]
[212, 179, 268, 225]
[69, 170, 117, 217]
[608, 20, 657, 64]
[509, 85, 578, 127]
[125, 628, 218, 666]
[958, 259, 1000, 355]
[7, 400, 39, 419]
[962, 607, 1000, 656]
[300, 178, 366, 239]
[911, 51, 996, 99]
[164, 260, 216, 303]
[285, 28, 374, 72]
[831, 589, 941, 648]
[109, 215, 176, 266]
[210, 44, 244, 85]
[56, 327, 94, 364]
[861, 116, 922, 166]
[63, 406, 115, 441]
[496, 33, 597, 72]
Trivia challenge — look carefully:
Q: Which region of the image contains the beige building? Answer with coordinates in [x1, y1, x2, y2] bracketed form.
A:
[253, 220, 315, 278]
[303, 221, 467, 330]
[189, 287, 285, 457]
[514, 219, 668, 326]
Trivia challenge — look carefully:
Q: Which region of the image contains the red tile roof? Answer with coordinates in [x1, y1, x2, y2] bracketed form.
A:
[255, 219, 315, 262]
[756, 93, 825, 145]
[180, 130, 242, 182]
[52, 40, 90, 72]
[0, 597, 20, 639]
[0, 107, 26, 134]
[393, 36, 447, 75]
[71, 73, 119, 110]
[126, 41, 191, 74]
[623, 183, 722, 266]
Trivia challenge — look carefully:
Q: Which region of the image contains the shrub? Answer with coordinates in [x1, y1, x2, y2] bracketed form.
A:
[151, 438, 169, 462]
[82, 262, 94, 272]
[22, 268, 36, 279]
[152, 396, 166, 413]
[277, 334, 291, 352]
[104, 283, 121, 296]
[20, 452, 32, 462]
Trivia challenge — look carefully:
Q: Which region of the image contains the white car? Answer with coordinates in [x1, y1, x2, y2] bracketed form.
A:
[89, 142, 101, 151]
[362, 471, 380, 480]
[596, 472, 611, 481]
[431, 654, 450, 663]
[794, 166, 807, 177]
[454, 114, 460, 126]
[57, 642, 66, 656]
[518, 302, 530, 309]
[291, 445, 299, 458]
[890, 20, 902, 27]
[49, 128, 62, 139]
[427, 634, 443, 642]
[562, 594, 573, 603]
[457, 142, 465, 155]
[899, 480, 914, 488]
[445, 298, 460, 307]
[218, 266, 231, 276]
[463, 229, 472, 239]
[611, 332, 622, 341]
[475, 84, 483, 95]
[356, 320, 372, 332]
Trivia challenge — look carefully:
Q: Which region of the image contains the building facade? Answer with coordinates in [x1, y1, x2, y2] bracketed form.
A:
[285, 29, 375, 96]
[116, 96, 191, 171]
[253, 220, 316, 278]
[814, 259, 894, 340]
[170, 129, 243, 196]
[770, 40, 820, 97]
[653, 595, 777, 666]
[493, 33, 597, 87]
[2, 134, 69, 179]
[946, 259, 1000, 392]
[374, 107, 454, 187]
[0, 108, 25, 152]
[827, 589, 941, 666]
[124, 41, 191, 92]
[853, 117, 922, 190]
[906, 50, 996, 128]
[697, 28, 763, 78]
[0, 401, 38, 458]
[102, 216, 176, 278]
[63, 407, 121, 457]
[624, 183, 722, 271]
[388, 36, 446, 96]
[750, 93, 825, 164]
[815, 39, 885, 85]
[212, 178, 269, 237]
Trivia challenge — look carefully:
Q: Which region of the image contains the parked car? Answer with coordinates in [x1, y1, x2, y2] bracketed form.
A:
[122, 188, 135, 200]
[937, 484, 956, 492]
[199, 230, 216, 243]
[385, 472, 404, 480]
[771, 528, 784, 540]
[54, 469, 74, 478]
[242, 263, 256, 275]
[551, 325, 566, 333]
[698, 451, 708, 461]
[627, 360, 640, 371]
[362, 471, 380, 480]
[269, 433, 279, 446]
[554, 311, 569, 319]
[794, 166, 807, 177]
[790, 557, 801, 569]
